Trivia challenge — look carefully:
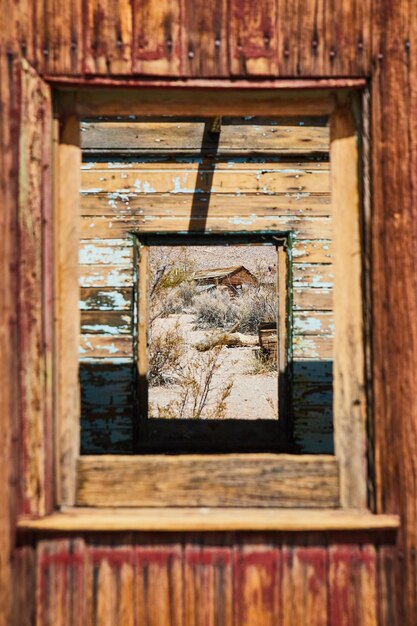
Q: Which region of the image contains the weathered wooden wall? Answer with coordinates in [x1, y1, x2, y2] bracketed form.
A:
[79, 117, 333, 454]
[12, 532, 393, 626]
[1, 0, 416, 625]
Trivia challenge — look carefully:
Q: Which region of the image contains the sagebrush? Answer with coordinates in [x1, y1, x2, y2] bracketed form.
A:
[150, 346, 233, 419]
[193, 284, 277, 334]
[148, 322, 184, 386]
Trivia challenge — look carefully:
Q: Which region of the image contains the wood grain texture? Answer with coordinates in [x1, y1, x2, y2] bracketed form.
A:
[68, 88, 335, 118]
[282, 545, 327, 626]
[1, 2, 416, 624]
[276, 0, 371, 77]
[185, 540, 232, 626]
[76, 454, 340, 507]
[182, 0, 228, 77]
[18, 508, 400, 532]
[132, 0, 181, 76]
[29, 536, 398, 626]
[54, 116, 81, 506]
[78, 118, 335, 456]
[0, 0, 36, 60]
[80, 193, 332, 218]
[371, 0, 417, 622]
[80, 287, 133, 310]
[11, 546, 36, 626]
[81, 161, 330, 194]
[230, 0, 277, 76]
[80, 215, 332, 238]
[331, 100, 367, 509]
[234, 540, 281, 626]
[328, 544, 377, 626]
[84, 0, 132, 74]
[37, 539, 85, 626]
[86, 540, 135, 626]
[81, 120, 330, 154]
[17, 61, 52, 516]
[136, 542, 183, 626]
[0, 51, 18, 626]
[37, 0, 83, 74]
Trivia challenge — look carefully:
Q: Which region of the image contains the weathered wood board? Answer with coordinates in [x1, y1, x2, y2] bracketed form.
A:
[81, 119, 330, 154]
[77, 454, 340, 507]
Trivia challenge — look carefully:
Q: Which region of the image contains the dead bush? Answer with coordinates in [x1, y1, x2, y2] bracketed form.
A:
[150, 346, 233, 419]
[148, 323, 185, 386]
[250, 348, 277, 374]
[192, 284, 276, 334]
[236, 285, 277, 334]
[193, 290, 239, 329]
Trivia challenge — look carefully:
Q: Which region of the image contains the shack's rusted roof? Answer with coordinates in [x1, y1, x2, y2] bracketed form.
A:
[192, 266, 252, 281]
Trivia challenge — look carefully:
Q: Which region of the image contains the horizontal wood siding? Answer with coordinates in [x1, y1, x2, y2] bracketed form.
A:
[79, 235, 135, 452]
[80, 118, 333, 454]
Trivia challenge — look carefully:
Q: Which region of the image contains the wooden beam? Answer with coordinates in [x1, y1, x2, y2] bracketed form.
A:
[17, 61, 53, 516]
[49, 77, 368, 89]
[56, 87, 338, 118]
[17, 508, 399, 532]
[54, 115, 81, 506]
[331, 99, 367, 508]
[136, 241, 148, 426]
[76, 454, 340, 507]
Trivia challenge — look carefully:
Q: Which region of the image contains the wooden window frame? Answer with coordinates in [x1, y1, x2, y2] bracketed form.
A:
[133, 233, 290, 455]
[53, 86, 367, 511]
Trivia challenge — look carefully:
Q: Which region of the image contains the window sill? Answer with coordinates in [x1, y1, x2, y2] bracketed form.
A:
[18, 508, 400, 533]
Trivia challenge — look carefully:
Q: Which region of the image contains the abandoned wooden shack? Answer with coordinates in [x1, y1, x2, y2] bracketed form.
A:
[193, 265, 258, 294]
[1, 1, 417, 625]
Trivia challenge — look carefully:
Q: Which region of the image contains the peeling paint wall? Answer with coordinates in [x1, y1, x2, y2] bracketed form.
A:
[79, 117, 333, 453]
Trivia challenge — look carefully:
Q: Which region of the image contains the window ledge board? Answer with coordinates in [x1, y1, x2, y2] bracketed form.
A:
[17, 508, 400, 533]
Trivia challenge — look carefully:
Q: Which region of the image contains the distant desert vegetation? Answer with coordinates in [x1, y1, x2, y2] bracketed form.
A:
[148, 245, 279, 420]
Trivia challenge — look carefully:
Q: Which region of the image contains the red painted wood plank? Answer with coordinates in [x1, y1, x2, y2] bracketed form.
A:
[185, 541, 232, 626]
[84, 0, 133, 74]
[233, 539, 281, 626]
[328, 544, 377, 626]
[132, 0, 181, 76]
[87, 541, 135, 626]
[181, 0, 228, 77]
[229, 0, 278, 76]
[37, 540, 85, 626]
[377, 544, 401, 626]
[282, 544, 327, 626]
[37, 0, 83, 74]
[136, 543, 183, 626]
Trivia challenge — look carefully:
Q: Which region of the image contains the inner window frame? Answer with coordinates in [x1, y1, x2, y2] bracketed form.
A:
[52, 86, 368, 511]
[133, 233, 290, 454]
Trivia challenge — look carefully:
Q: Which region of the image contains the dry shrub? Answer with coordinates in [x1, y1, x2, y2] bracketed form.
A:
[192, 284, 276, 334]
[150, 347, 233, 419]
[193, 290, 239, 329]
[150, 280, 198, 320]
[237, 285, 277, 334]
[157, 258, 196, 289]
[250, 348, 277, 375]
[148, 323, 185, 386]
